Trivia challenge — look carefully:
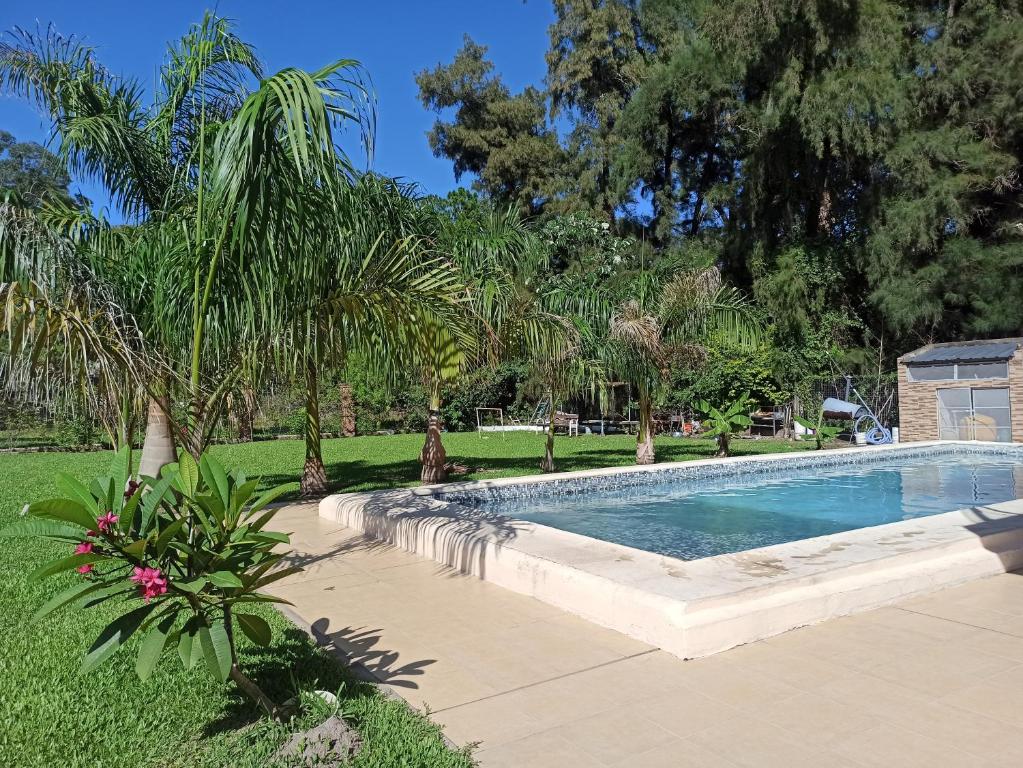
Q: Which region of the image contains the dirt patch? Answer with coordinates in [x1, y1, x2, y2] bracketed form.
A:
[274, 715, 362, 767]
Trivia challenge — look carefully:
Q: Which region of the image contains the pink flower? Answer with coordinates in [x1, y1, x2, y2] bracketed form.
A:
[74, 541, 94, 555]
[78, 564, 94, 575]
[130, 566, 168, 602]
[96, 512, 119, 533]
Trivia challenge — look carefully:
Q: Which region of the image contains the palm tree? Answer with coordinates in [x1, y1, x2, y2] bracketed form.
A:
[607, 267, 761, 465]
[273, 176, 470, 495]
[0, 15, 375, 474]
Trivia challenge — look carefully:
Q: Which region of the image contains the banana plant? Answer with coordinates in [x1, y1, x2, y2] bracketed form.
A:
[794, 408, 844, 450]
[696, 392, 754, 457]
[0, 447, 298, 718]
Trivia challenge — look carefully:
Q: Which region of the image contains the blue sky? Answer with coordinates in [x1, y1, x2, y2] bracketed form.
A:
[0, 0, 555, 216]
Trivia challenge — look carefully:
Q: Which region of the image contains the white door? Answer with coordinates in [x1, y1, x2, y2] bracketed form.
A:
[937, 387, 1011, 442]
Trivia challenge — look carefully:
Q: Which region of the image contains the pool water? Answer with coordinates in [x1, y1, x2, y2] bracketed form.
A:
[476, 454, 1023, 560]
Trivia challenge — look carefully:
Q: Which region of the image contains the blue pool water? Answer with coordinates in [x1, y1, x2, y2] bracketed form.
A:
[473, 453, 1023, 560]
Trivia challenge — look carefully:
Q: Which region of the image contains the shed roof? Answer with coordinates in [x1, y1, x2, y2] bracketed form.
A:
[901, 338, 1023, 364]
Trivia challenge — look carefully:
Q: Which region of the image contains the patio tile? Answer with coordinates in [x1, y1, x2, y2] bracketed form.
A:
[685, 717, 847, 768]
[757, 692, 879, 748]
[610, 739, 739, 768]
[474, 729, 600, 768]
[868, 641, 1010, 697]
[830, 724, 979, 767]
[942, 664, 1023, 727]
[431, 695, 543, 749]
[630, 689, 742, 739]
[556, 708, 677, 766]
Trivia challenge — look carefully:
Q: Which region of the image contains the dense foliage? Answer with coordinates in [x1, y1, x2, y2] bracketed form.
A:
[418, 0, 1023, 358]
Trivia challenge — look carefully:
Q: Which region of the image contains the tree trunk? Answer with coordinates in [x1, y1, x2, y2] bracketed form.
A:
[540, 395, 556, 473]
[138, 394, 176, 479]
[636, 383, 656, 465]
[420, 384, 447, 484]
[717, 432, 730, 457]
[301, 360, 328, 497]
[339, 381, 356, 437]
[224, 605, 279, 719]
[237, 386, 256, 442]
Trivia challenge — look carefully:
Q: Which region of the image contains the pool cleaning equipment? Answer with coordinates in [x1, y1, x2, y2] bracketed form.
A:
[822, 388, 893, 445]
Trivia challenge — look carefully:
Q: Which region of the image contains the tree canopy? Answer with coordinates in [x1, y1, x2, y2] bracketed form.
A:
[418, 0, 1023, 360]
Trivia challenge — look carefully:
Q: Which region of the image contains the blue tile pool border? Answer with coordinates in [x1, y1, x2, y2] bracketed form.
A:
[437, 443, 1023, 505]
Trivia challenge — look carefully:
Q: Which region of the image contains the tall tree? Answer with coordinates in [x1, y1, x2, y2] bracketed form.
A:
[546, 0, 647, 217]
[416, 36, 564, 214]
[0, 130, 82, 208]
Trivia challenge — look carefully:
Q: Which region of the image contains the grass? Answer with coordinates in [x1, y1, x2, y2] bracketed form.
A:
[0, 431, 808, 766]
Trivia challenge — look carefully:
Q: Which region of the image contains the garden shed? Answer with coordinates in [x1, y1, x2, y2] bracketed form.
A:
[897, 338, 1023, 443]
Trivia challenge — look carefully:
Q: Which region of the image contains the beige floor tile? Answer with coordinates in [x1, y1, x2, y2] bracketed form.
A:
[498, 673, 624, 726]
[668, 655, 801, 714]
[431, 695, 543, 749]
[685, 717, 844, 768]
[475, 729, 600, 768]
[869, 641, 1010, 697]
[831, 724, 979, 767]
[721, 639, 851, 693]
[611, 739, 737, 768]
[631, 689, 742, 739]
[964, 628, 1023, 663]
[942, 664, 1023, 727]
[892, 700, 1023, 762]
[908, 600, 1023, 637]
[863, 606, 987, 642]
[758, 692, 879, 748]
[556, 708, 677, 766]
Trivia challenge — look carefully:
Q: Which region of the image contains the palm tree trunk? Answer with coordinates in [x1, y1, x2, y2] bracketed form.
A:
[540, 393, 556, 473]
[301, 359, 328, 497]
[339, 381, 356, 437]
[138, 393, 176, 479]
[636, 383, 655, 465]
[238, 385, 256, 442]
[420, 382, 447, 484]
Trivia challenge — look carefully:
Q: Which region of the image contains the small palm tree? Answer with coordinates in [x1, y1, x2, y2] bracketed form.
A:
[697, 393, 754, 457]
[605, 267, 761, 465]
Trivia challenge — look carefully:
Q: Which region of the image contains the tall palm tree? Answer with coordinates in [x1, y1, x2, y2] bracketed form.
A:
[607, 267, 762, 464]
[0, 15, 375, 474]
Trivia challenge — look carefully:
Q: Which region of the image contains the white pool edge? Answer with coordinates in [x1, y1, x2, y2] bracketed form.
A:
[318, 441, 1023, 659]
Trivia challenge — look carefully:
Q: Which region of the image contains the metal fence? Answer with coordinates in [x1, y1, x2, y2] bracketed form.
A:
[798, 374, 900, 428]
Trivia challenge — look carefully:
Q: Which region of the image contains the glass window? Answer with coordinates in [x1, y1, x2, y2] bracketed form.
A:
[936, 387, 1011, 442]
[908, 364, 955, 381]
[957, 362, 1008, 380]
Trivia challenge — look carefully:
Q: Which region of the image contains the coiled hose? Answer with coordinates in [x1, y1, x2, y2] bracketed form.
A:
[855, 414, 892, 445]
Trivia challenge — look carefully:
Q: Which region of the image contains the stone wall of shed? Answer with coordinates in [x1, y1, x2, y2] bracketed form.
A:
[896, 350, 1023, 442]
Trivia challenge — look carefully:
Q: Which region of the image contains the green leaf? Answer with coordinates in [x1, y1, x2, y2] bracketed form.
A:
[174, 577, 208, 594]
[155, 517, 187, 557]
[109, 447, 132, 515]
[32, 580, 107, 623]
[0, 518, 85, 540]
[177, 454, 199, 497]
[121, 539, 148, 558]
[245, 483, 295, 517]
[199, 618, 233, 682]
[249, 565, 303, 590]
[200, 454, 231, 511]
[136, 613, 177, 680]
[235, 612, 272, 646]
[82, 603, 156, 674]
[54, 474, 100, 513]
[27, 499, 97, 531]
[28, 553, 103, 582]
[178, 617, 200, 670]
[139, 475, 174, 536]
[208, 571, 243, 589]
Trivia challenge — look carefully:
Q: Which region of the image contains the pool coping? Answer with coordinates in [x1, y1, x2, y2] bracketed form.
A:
[318, 441, 1023, 659]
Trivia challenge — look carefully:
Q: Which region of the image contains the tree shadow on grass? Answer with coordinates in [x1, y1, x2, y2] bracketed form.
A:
[202, 619, 436, 738]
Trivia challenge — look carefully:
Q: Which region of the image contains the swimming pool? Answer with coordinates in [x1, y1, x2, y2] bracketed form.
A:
[455, 449, 1023, 560]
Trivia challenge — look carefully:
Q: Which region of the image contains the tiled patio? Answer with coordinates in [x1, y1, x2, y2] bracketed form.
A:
[269, 503, 1023, 767]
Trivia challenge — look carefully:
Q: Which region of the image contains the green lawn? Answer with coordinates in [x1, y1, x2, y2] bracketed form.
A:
[0, 432, 807, 766]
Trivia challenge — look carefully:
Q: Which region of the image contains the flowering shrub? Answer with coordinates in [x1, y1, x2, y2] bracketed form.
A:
[2, 447, 299, 716]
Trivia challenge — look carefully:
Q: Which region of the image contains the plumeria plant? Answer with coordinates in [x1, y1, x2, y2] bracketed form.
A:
[2, 447, 299, 717]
